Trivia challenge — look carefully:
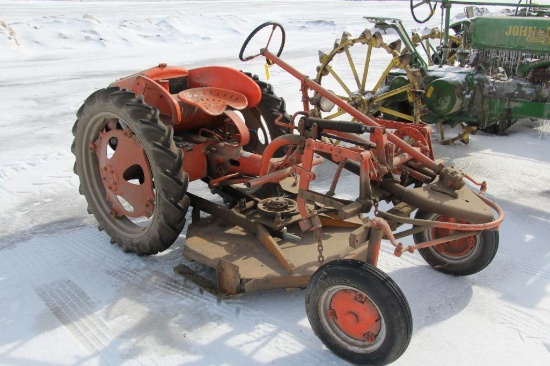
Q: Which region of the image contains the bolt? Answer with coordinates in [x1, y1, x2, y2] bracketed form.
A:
[355, 292, 366, 303]
[363, 331, 376, 344]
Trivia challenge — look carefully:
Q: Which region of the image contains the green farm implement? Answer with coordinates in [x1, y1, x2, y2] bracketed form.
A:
[312, 0, 550, 143]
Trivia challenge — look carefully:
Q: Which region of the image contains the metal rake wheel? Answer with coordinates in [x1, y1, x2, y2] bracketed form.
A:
[311, 29, 423, 128]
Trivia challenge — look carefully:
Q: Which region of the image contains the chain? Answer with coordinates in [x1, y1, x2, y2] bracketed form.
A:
[314, 227, 324, 264]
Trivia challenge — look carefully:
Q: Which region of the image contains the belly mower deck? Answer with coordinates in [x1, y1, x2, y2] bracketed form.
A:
[182, 214, 368, 294]
[177, 190, 419, 295]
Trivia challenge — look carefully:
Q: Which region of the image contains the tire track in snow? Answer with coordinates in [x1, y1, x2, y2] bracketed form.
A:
[0, 184, 10, 198]
[497, 254, 550, 280]
[5, 240, 121, 365]
[34, 281, 113, 355]
[60, 228, 335, 363]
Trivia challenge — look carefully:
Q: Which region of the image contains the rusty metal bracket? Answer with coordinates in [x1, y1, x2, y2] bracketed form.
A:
[256, 223, 295, 273]
[217, 260, 241, 295]
[173, 263, 231, 298]
[349, 224, 371, 249]
[216, 259, 241, 295]
[298, 189, 347, 210]
[299, 212, 322, 232]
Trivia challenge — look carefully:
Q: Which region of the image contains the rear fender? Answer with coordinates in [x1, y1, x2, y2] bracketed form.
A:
[188, 66, 262, 108]
[111, 64, 189, 87]
[110, 65, 189, 124]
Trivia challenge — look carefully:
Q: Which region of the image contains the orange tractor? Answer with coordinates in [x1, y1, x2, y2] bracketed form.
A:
[72, 23, 504, 365]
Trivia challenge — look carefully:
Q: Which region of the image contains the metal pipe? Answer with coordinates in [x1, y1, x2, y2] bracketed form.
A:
[395, 230, 481, 256]
[261, 49, 443, 173]
[375, 192, 505, 231]
[245, 167, 294, 188]
[392, 151, 416, 167]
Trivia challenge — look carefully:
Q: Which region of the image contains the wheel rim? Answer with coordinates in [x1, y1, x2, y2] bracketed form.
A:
[84, 113, 155, 231]
[313, 30, 422, 125]
[94, 125, 154, 218]
[238, 109, 271, 154]
[426, 214, 480, 263]
[319, 285, 386, 353]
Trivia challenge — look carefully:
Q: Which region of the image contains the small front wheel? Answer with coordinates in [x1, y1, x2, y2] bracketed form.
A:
[413, 210, 499, 276]
[305, 259, 412, 365]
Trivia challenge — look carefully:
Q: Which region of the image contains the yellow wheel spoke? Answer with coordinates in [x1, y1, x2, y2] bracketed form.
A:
[326, 65, 353, 96]
[372, 85, 411, 102]
[361, 45, 372, 91]
[325, 108, 346, 120]
[344, 47, 362, 91]
[371, 57, 396, 94]
[336, 95, 349, 101]
[377, 106, 414, 122]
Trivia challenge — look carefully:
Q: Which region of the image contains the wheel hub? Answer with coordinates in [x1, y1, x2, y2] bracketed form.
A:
[433, 216, 477, 257]
[348, 93, 371, 115]
[328, 289, 381, 342]
[94, 128, 154, 218]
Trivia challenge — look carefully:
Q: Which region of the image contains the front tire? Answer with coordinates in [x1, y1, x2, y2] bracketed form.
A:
[306, 259, 412, 365]
[413, 210, 499, 276]
[72, 87, 189, 255]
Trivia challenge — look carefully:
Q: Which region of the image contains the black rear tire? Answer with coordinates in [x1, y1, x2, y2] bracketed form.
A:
[413, 210, 499, 276]
[241, 73, 290, 155]
[72, 87, 189, 255]
[306, 259, 412, 365]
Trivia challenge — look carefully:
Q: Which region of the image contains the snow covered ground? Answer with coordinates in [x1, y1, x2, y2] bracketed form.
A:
[0, 1, 549, 365]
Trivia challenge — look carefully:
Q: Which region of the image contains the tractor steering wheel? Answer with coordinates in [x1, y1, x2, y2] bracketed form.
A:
[239, 22, 286, 62]
[410, 0, 437, 24]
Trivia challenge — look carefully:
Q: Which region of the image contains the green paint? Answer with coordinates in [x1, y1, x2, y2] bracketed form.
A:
[472, 17, 550, 53]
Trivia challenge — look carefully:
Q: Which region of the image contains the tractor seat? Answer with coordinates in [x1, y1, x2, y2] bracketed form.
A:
[177, 87, 248, 116]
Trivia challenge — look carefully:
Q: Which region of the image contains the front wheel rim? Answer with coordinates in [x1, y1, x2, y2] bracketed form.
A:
[319, 285, 386, 353]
